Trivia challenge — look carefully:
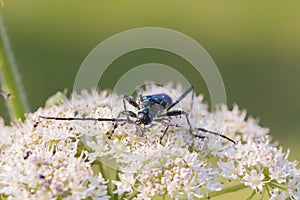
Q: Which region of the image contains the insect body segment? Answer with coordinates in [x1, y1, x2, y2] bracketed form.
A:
[39, 85, 235, 144]
[136, 94, 172, 125]
[141, 94, 172, 110]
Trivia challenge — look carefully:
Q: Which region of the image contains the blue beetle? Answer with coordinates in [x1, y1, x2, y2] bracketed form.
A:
[40, 86, 235, 144]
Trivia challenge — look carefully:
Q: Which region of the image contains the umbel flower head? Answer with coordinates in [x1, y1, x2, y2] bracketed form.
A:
[0, 83, 299, 199]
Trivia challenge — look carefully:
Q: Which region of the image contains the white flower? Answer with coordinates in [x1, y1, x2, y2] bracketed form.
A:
[134, 183, 155, 200]
[270, 188, 288, 200]
[241, 117, 270, 139]
[242, 169, 265, 191]
[0, 83, 298, 199]
[217, 160, 244, 179]
[112, 173, 135, 195]
[288, 176, 300, 200]
[182, 177, 203, 199]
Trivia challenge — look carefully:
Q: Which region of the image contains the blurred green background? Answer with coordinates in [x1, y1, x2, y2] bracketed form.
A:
[0, 0, 299, 165]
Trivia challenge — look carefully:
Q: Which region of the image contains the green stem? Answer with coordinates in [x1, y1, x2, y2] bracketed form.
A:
[268, 181, 286, 190]
[125, 191, 138, 200]
[207, 183, 248, 199]
[246, 190, 256, 200]
[0, 15, 29, 121]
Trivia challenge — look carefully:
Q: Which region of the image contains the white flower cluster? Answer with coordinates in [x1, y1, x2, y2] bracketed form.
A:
[0, 92, 110, 200]
[0, 83, 299, 199]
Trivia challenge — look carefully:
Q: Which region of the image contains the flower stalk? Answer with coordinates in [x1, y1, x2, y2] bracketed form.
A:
[0, 15, 29, 121]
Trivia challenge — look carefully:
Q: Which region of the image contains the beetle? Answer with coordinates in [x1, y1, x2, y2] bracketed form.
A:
[40, 85, 235, 144]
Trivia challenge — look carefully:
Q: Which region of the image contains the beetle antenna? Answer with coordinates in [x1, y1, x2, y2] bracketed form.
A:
[39, 115, 127, 122]
[164, 122, 236, 144]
